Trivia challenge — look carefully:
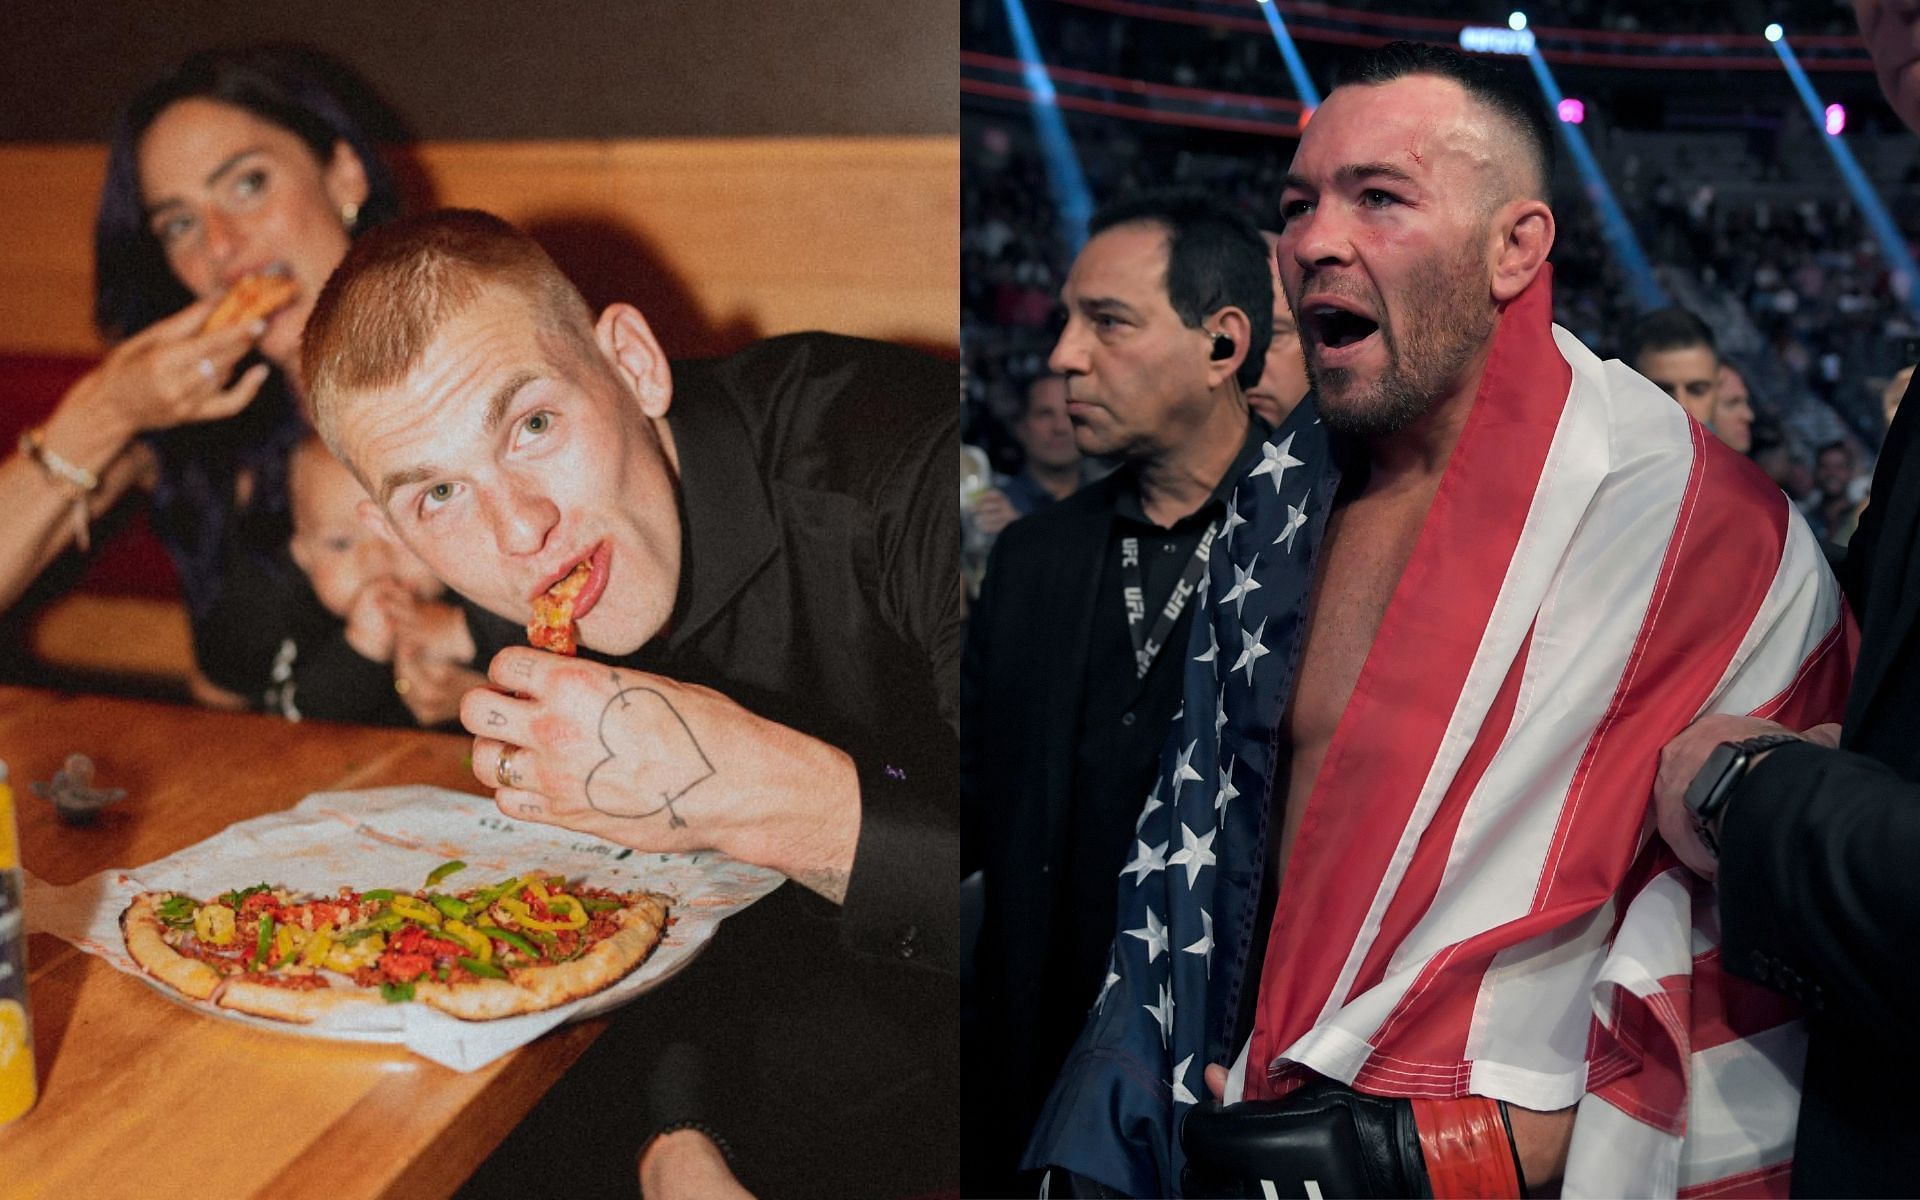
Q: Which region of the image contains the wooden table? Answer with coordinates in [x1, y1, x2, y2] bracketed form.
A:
[0, 686, 607, 1200]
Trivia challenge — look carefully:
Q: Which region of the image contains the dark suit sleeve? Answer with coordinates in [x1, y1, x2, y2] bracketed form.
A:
[837, 367, 960, 976]
[1717, 740, 1920, 1034]
[960, 521, 1017, 879]
[1839, 371, 1920, 612]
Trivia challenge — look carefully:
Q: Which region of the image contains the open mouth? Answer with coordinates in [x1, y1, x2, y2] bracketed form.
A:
[1305, 304, 1381, 352]
[571, 543, 611, 621]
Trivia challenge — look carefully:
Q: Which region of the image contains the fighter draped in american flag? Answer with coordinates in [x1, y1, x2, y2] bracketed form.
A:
[1026, 43, 1850, 1199]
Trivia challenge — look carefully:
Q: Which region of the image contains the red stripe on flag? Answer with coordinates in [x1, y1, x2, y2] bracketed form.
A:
[1749, 612, 1854, 727]
[1245, 271, 1571, 1098]
[1678, 1160, 1793, 1199]
[1690, 947, 1801, 1053]
[1354, 626, 1536, 1066]
[1533, 432, 1790, 913]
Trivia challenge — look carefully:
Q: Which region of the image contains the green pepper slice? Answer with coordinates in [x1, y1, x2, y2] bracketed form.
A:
[430, 894, 472, 920]
[365, 909, 405, 932]
[577, 896, 623, 913]
[458, 957, 508, 980]
[476, 923, 539, 959]
[470, 876, 522, 908]
[425, 860, 467, 888]
[359, 888, 396, 903]
[253, 913, 275, 969]
[379, 981, 415, 1003]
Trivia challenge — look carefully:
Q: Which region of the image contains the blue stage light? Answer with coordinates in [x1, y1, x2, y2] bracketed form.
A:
[1001, 0, 1094, 251]
[1772, 33, 1920, 315]
[1524, 48, 1665, 309]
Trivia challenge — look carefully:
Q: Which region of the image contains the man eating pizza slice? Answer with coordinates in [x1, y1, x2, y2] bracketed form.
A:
[300, 209, 957, 1200]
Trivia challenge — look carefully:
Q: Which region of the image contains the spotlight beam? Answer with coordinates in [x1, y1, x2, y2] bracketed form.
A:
[1523, 46, 1667, 310]
[1258, 0, 1322, 109]
[1002, 0, 1096, 250]
[1770, 31, 1920, 318]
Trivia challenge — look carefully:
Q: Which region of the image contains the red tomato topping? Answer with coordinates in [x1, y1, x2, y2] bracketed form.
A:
[380, 952, 434, 983]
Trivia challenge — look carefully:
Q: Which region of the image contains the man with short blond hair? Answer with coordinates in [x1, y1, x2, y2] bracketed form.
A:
[305, 208, 958, 1199]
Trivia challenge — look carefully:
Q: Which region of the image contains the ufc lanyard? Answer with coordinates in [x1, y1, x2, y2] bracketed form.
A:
[1121, 519, 1218, 680]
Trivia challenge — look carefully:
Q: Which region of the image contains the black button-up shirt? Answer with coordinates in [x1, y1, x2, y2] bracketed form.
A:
[1041, 421, 1269, 1063]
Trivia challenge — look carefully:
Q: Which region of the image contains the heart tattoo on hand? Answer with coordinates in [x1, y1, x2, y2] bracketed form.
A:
[583, 684, 717, 827]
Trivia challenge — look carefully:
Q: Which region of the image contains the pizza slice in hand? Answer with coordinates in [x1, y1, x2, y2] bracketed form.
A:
[528, 562, 590, 655]
[202, 270, 299, 334]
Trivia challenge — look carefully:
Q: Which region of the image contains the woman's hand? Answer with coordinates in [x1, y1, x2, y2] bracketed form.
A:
[69, 296, 272, 441]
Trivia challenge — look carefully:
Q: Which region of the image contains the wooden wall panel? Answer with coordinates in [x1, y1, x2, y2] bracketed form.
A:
[0, 136, 957, 359]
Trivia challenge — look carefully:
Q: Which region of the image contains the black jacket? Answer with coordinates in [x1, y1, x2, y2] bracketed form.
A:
[463, 333, 958, 1200]
[963, 468, 1127, 1192]
[1719, 376, 1920, 1196]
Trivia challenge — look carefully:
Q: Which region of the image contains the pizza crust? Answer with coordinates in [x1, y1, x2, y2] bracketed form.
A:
[215, 978, 388, 1024]
[416, 893, 669, 1020]
[121, 893, 224, 1002]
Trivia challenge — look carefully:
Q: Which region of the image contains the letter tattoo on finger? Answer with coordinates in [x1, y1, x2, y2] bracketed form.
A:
[583, 687, 715, 828]
[486, 709, 507, 728]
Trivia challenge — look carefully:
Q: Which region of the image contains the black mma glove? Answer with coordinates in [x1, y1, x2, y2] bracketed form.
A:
[1179, 1077, 1433, 1199]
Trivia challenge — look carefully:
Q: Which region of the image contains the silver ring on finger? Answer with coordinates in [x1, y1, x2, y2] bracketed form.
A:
[197, 357, 217, 382]
[495, 746, 524, 791]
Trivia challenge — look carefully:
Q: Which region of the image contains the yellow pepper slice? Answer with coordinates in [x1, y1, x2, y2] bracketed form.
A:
[442, 920, 491, 963]
[194, 903, 237, 946]
[301, 929, 335, 968]
[323, 933, 385, 973]
[390, 895, 442, 926]
[273, 924, 300, 965]
[499, 895, 588, 931]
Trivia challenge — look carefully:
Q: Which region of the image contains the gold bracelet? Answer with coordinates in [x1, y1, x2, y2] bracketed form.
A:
[18, 427, 98, 551]
[19, 427, 100, 492]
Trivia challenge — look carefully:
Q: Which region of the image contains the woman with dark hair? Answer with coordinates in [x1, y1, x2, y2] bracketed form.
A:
[0, 47, 476, 722]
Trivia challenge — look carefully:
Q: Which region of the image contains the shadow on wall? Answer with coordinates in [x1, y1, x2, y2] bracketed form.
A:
[522, 214, 762, 360]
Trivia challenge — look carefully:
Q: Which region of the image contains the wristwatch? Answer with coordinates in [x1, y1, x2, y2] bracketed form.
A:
[1683, 733, 1804, 856]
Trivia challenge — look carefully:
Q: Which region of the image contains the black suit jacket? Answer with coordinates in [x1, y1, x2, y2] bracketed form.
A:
[1719, 375, 1920, 1196]
[961, 469, 1123, 1190]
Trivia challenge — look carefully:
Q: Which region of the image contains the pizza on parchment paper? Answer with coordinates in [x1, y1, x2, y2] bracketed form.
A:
[120, 863, 669, 1023]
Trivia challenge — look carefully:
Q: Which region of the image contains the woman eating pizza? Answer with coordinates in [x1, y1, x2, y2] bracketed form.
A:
[0, 47, 486, 723]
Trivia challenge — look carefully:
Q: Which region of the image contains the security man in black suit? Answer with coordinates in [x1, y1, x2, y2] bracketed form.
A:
[1650, 3, 1920, 1192]
[961, 188, 1274, 1197]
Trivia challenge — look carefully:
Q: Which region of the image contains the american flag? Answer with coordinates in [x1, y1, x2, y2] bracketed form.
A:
[1026, 274, 1852, 1198]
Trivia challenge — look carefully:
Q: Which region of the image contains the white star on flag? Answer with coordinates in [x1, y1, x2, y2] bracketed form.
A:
[1168, 822, 1218, 888]
[1126, 906, 1169, 963]
[1171, 739, 1204, 793]
[1195, 619, 1218, 663]
[1220, 554, 1262, 619]
[1172, 1053, 1200, 1105]
[1233, 617, 1270, 684]
[1135, 780, 1164, 832]
[1144, 980, 1175, 1046]
[1183, 908, 1215, 975]
[1248, 432, 1303, 494]
[1276, 497, 1309, 553]
[1120, 837, 1168, 884]
[1097, 962, 1121, 1012]
[1215, 757, 1240, 816]
[1220, 490, 1247, 549]
[1215, 685, 1229, 739]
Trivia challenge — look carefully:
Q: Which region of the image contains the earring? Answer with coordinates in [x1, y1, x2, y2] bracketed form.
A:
[340, 201, 360, 231]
